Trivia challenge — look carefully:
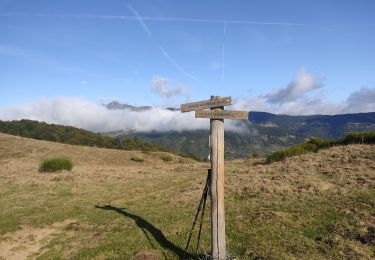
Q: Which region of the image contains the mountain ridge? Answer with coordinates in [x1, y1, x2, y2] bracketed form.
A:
[110, 111, 375, 159]
[1, 108, 374, 160]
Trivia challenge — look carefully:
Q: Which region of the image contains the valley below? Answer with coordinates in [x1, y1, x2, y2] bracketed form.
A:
[107, 111, 375, 159]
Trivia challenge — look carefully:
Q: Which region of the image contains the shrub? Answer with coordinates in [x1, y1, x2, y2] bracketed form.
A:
[131, 156, 144, 162]
[184, 152, 201, 161]
[39, 157, 73, 172]
[266, 137, 325, 163]
[160, 155, 172, 161]
[122, 138, 160, 152]
[266, 132, 375, 164]
[340, 132, 375, 145]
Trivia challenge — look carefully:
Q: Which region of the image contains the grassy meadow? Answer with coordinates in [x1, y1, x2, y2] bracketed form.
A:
[0, 133, 374, 259]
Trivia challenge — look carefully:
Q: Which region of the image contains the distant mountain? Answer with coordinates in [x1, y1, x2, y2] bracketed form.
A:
[2, 109, 374, 160]
[105, 101, 152, 112]
[249, 111, 375, 139]
[109, 111, 375, 159]
[104, 101, 179, 112]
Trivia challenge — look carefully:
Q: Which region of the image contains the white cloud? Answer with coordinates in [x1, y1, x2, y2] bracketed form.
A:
[0, 96, 222, 132]
[233, 69, 375, 116]
[344, 87, 375, 113]
[151, 75, 190, 105]
[233, 92, 347, 116]
[264, 68, 323, 104]
[233, 95, 342, 116]
[80, 80, 87, 85]
[0, 96, 247, 133]
[0, 85, 373, 134]
[0, 69, 373, 134]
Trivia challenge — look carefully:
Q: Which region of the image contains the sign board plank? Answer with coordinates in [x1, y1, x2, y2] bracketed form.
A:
[195, 110, 248, 120]
[181, 96, 232, 112]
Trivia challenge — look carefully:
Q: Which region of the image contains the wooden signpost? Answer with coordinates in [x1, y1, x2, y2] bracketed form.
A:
[181, 96, 232, 112]
[181, 96, 248, 260]
[195, 110, 248, 120]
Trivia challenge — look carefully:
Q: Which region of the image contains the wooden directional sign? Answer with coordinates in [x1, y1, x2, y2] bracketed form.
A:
[195, 109, 248, 120]
[180, 95, 248, 259]
[180, 96, 231, 112]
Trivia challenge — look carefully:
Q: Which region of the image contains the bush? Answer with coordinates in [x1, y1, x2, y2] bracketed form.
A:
[122, 138, 160, 152]
[131, 156, 144, 162]
[160, 155, 172, 161]
[266, 137, 326, 163]
[340, 132, 375, 145]
[184, 152, 201, 161]
[266, 132, 375, 164]
[39, 157, 73, 172]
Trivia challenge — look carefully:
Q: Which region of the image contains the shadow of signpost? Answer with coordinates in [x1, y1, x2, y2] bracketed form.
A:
[95, 205, 191, 259]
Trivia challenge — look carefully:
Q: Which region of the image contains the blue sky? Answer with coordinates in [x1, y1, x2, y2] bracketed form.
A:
[0, 0, 375, 131]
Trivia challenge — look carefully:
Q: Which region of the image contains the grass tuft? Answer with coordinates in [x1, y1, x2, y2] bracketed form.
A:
[130, 156, 144, 163]
[39, 157, 73, 172]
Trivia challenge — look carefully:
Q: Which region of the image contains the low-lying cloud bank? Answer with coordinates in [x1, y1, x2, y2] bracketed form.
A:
[0, 97, 208, 132]
[0, 69, 374, 133]
[0, 97, 248, 133]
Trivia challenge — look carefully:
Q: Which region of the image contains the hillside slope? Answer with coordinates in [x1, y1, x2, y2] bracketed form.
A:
[0, 119, 117, 148]
[0, 133, 374, 259]
[0, 119, 182, 156]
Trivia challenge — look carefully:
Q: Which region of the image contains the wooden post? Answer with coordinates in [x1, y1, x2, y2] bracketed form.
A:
[210, 96, 226, 259]
[181, 95, 247, 259]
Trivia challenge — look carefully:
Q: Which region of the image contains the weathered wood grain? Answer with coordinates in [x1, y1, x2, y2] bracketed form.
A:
[210, 96, 226, 259]
[195, 109, 248, 120]
[180, 96, 231, 112]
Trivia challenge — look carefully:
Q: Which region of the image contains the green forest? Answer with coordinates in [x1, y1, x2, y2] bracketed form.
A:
[0, 120, 117, 148]
[0, 119, 197, 160]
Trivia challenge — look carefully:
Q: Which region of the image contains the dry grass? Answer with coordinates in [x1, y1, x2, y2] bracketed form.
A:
[0, 133, 374, 259]
[0, 219, 76, 260]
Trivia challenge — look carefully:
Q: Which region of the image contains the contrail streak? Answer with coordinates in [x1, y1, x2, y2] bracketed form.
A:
[222, 17, 227, 84]
[124, 6, 199, 81]
[158, 46, 199, 81]
[128, 5, 153, 38]
[2, 13, 375, 28]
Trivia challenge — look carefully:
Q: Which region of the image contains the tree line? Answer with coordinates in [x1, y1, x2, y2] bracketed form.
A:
[0, 119, 199, 160]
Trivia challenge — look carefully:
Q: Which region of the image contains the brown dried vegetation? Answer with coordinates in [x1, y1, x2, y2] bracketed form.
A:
[0, 133, 374, 259]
